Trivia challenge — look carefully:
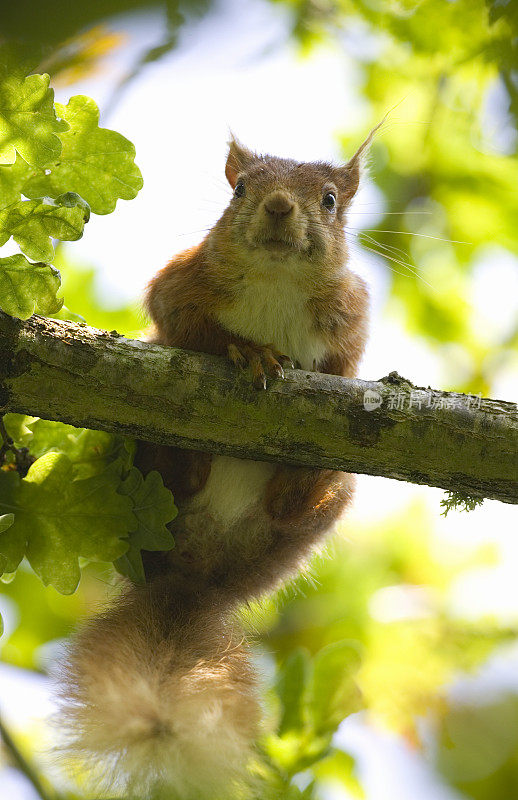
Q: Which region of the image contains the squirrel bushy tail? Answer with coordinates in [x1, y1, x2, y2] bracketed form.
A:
[59, 576, 259, 800]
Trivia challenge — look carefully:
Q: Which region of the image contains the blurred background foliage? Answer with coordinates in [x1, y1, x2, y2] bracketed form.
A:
[1, 1, 518, 799]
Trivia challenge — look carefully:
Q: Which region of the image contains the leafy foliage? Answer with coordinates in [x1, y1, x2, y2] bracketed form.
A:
[0, 48, 68, 168]
[260, 641, 363, 792]
[276, 648, 309, 736]
[0, 197, 88, 261]
[0, 515, 14, 534]
[0, 452, 133, 593]
[435, 693, 518, 799]
[0, 255, 62, 319]
[0, 47, 160, 635]
[0, 44, 142, 321]
[0, 415, 177, 593]
[0, 157, 32, 210]
[23, 95, 143, 215]
[11, 417, 130, 477]
[309, 641, 362, 735]
[0, 42, 151, 612]
[115, 467, 177, 583]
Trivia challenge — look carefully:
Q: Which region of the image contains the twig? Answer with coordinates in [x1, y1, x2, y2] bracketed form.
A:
[0, 714, 55, 800]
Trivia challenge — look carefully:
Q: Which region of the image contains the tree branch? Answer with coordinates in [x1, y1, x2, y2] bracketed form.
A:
[0, 312, 516, 504]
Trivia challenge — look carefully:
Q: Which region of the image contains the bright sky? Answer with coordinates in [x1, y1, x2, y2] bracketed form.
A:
[1, 0, 517, 797]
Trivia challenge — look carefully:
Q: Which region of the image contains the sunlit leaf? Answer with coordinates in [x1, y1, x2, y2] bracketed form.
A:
[309, 641, 363, 734]
[0, 452, 134, 593]
[0, 254, 62, 319]
[435, 695, 518, 794]
[0, 156, 32, 210]
[313, 750, 365, 799]
[0, 46, 68, 167]
[3, 414, 38, 446]
[23, 95, 143, 214]
[276, 648, 310, 735]
[263, 728, 331, 776]
[0, 514, 14, 534]
[21, 419, 132, 479]
[0, 198, 88, 261]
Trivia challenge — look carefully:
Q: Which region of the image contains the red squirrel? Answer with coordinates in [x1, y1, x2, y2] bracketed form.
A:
[60, 135, 372, 799]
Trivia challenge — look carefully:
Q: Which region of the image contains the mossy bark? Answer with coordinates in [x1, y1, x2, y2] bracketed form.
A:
[0, 312, 517, 504]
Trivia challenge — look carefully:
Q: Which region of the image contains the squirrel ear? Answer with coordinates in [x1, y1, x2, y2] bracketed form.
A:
[225, 137, 254, 188]
[334, 118, 385, 203]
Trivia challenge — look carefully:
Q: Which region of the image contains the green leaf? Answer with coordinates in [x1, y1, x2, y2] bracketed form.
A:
[276, 648, 311, 736]
[0, 48, 68, 168]
[52, 305, 86, 324]
[3, 413, 38, 447]
[264, 730, 332, 776]
[0, 514, 14, 533]
[0, 452, 134, 593]
[26, 420, 131, 479]
[0, 254, 62, 319]
[114, 467, 176, 583]
[0, 156, 32, 210]
[0, 470, 23, 571]
[4, 416, 135, 480]
[313, 750, 365, 798]
[309, 641, 363, 734]
[0, 514, 14, 582]
[0, 198, 88, 261]
[436, 696, 518, 788]
[54, 191, 91, 221]
[23, 95, 143, 214]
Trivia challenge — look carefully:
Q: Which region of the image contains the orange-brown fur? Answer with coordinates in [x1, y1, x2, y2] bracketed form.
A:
[61, 580, 258, 798]
[61, 137, 370, 799]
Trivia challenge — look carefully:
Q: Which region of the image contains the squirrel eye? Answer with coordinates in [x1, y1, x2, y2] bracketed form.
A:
[322, 191, 336, 211]
[234, 180, 246, 198]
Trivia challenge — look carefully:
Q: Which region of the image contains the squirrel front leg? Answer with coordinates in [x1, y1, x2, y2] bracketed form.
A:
[251, 345, 357, 589]
[227, 340, 293, 389]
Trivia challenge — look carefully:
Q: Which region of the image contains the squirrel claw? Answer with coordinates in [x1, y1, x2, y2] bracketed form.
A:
[227, 342, 291, 389]
[277, 354, 294, 369]
[253, 372, 267, 390]
[227, 343, 248, 370]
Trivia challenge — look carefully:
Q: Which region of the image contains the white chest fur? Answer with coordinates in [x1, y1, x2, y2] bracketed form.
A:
[216, 263, 328, 371]
[183, 455, 274, 528]
[190, 261, 328, 530]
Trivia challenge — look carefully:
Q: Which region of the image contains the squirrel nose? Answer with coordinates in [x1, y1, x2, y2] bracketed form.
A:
[264, 192, 294, 218]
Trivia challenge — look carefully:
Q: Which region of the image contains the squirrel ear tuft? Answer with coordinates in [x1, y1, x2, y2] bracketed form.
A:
[225, 136, 255, 188]
[334, 117, 386, 203]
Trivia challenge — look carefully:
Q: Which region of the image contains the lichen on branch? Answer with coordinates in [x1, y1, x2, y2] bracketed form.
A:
[0, 312, 517, 505]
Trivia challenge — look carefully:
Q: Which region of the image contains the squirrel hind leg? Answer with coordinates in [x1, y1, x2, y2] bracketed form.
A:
[56, 582, 259, 799]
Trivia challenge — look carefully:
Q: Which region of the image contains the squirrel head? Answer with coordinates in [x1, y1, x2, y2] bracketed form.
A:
[216, 130, 378, 269]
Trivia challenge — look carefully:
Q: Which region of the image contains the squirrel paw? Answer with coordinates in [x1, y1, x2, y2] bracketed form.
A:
[228, 342, 293, 389]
